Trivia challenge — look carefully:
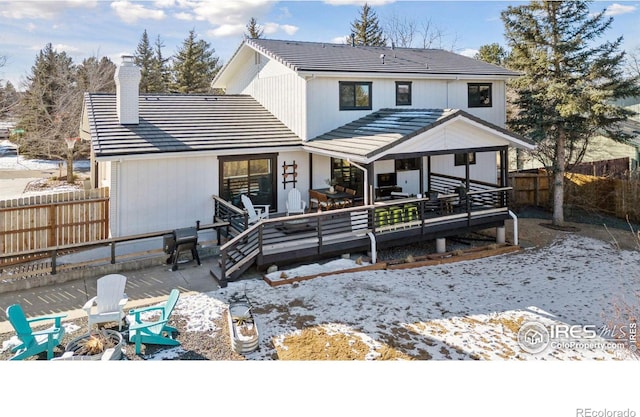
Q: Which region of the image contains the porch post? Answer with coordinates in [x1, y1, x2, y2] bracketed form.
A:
[465, 155, 470, 189]
[500, 147, 508, 207]
[419, 157, 424, 195]
[309, 153, 313, 190]
[427, 155, 432, 192]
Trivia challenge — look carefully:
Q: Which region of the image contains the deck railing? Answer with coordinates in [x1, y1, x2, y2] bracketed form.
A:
[213, 185, 512, 286]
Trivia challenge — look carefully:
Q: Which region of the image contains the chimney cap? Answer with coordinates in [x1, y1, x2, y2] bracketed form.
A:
[120, 54, 135, 64]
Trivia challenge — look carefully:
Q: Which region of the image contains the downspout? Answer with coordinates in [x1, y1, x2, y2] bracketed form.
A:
[508, 210, 518, 246]
[367, 232, 377, 263]
[348, 159, 376, 263]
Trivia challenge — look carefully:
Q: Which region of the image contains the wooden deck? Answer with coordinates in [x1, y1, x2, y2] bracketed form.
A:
[211, 186, 513, 287]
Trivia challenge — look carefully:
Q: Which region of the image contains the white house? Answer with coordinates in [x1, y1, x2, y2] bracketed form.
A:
[80, 39, 535, 241]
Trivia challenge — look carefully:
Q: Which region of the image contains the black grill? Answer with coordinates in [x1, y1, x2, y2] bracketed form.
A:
[164, 226, 201, 271]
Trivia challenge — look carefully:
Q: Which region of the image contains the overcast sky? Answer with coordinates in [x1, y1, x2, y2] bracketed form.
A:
[0, 0, 638, 89]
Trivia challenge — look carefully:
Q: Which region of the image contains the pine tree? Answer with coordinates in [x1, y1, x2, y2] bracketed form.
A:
[134, 30, 154, 93]
[148, 35, 171, 93]
[474, 43, 508, 66]
[17, 43, 76, 161]
[0, 81, 20, 118]
[172, 29, 222, 94]
[245, 17, 264, 39]
[350, 3, 386, 47]
[502, 0, 640, 226]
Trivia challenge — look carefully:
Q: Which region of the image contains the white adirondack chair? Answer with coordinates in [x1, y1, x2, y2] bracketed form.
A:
[83, 274, 128, 331]
[241, 194, 270, 224]
[286, 188, 306, 215]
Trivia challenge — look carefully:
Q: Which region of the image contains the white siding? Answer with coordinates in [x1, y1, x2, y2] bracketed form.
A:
[306, 77, 508, 139]
[445, 80, 506, 127]
[311, 154, 332, 189]
[113, 156, 218, 236]
[276, 150, 311, 212]
[226, 52, 307, 139]
[109, 151, 311, 236]
[430, 151, 498, 185]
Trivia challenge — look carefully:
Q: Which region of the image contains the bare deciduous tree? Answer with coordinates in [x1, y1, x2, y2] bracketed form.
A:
[383, 13, 457, 51]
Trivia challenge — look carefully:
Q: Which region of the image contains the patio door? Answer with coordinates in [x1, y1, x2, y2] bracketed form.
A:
[219, 154, 277, 210]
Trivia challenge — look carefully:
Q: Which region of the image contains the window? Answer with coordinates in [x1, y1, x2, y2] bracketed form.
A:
[395, 157, 420, 171]
[339, 81, 372, 110]
[468, 83, 492, 107]
[455, 152, 476, 166]
[219, 154, 277, 209]
[395, 81, 412, 106]
[331, 158, 364, 196]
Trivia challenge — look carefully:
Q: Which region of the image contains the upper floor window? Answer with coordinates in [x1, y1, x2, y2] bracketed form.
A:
[468, 83, 492, 107]
[339, 81, 372, 110]
[395, 81, 412, 106]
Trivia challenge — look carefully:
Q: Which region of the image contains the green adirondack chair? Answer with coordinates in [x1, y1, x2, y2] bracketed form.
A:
[6, 304, 67, 360]
[127, 289, 181, 354]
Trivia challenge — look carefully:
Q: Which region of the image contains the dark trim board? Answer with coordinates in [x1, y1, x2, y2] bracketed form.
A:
[256, 216, 507, 270]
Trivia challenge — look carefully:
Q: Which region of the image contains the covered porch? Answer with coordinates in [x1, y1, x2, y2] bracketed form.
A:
[303, 108, 534, 208]
[210, 108, 535, 285]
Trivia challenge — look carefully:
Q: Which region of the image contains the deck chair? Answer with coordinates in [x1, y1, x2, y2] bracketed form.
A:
[286, 188, 306, 215]
[241, 194, 270, 224]
[83, 273, 128, 331]
[5, 304, 66, 360]
[127, 288, 181, 354]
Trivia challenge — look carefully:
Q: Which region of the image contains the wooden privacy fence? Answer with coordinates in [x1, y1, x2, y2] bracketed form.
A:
[508, 170, 551, 208]
[0, 188, 109, 264]
[508, 170, 640, 223]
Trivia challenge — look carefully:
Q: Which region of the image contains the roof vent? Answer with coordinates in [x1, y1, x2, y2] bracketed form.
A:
[350, 33, 355, 47]
[380, 54, 385, 64]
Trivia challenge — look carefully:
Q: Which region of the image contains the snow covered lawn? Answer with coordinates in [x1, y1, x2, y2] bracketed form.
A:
[149, 234, 640, 361]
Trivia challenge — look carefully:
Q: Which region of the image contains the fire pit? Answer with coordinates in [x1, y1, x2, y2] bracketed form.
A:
[64, 329, 124, 360]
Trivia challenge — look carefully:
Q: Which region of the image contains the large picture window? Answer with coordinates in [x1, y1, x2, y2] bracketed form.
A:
[395, 81, 412, 106]
[339, 81, 372, 110]
[468, 83, 492, 107]
[219, 154, 277, 209]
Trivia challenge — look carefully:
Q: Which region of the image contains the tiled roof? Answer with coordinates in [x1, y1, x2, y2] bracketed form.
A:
[304, 108, 534, 161]
[245, 38, 519, 77]
[84, 94, 302, 157]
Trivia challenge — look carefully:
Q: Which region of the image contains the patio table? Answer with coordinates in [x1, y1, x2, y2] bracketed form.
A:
[311, 188, 354, 208]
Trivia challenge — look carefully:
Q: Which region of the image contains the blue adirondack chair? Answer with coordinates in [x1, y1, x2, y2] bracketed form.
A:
[127, 289, 181, 354]
[6, 304, 67, 360]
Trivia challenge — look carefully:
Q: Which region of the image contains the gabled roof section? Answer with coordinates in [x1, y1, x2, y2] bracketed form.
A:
[217, 38, 519, 81]
[84, 93, 302, 158]
[303, 108, 535, 163]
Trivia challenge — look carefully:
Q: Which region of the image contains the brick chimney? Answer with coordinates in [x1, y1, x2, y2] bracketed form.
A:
[114, 54, 141, 125]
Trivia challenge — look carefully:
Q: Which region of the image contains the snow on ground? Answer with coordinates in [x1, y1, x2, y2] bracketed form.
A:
[133, 234, 640, 361]
[0, 139, 90, 171]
